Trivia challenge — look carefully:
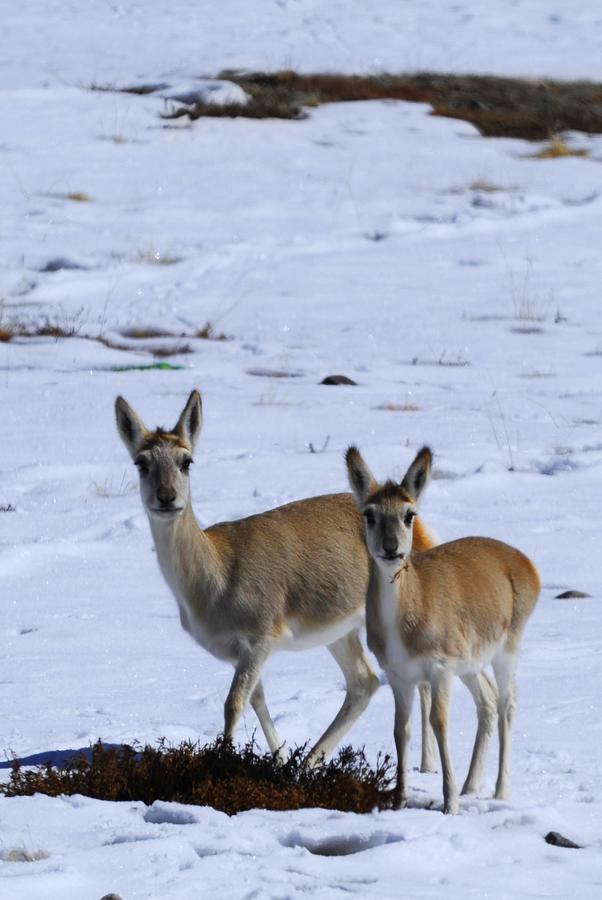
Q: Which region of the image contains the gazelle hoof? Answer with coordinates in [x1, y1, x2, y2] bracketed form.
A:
[274, 748, 288, 766]
[303, 750, 325, 770]
[392, 793, 408, 811]
[443, 798, 459, 815]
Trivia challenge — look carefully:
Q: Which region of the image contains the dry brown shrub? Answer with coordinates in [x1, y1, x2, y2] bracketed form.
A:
[164, 70, 602, 141]
[1, 739, 392, 815]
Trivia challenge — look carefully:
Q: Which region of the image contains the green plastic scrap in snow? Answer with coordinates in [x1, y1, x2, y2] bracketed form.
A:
[107, 362, 186, 372]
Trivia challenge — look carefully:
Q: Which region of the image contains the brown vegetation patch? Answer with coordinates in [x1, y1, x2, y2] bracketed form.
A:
[2, 317, 82, 341]
[0, 317, 228, 358]
[167, 97, 304, 122]
[1, 739, 392, 815]
[120, 323, 228, 342]
[120, 327, 176, 339]
[162, 71, 602, 140]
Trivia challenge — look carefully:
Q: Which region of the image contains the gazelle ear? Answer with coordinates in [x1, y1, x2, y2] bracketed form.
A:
[345, 446, 378, 505]
[400, 446, 432, 504]
[115, 396, 149, 458]
[174, 389, 203, 450]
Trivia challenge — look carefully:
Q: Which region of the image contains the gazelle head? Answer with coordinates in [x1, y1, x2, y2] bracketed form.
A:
[115, 390, 202, 523]
[346, 445, 432, 574]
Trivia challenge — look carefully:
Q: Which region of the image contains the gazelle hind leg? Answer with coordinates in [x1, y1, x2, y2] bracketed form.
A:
[460, 671, 497, 795]
[250, 679, 286, 761]
[430, 669, 459, 814]
[305, 630, 380, 768]
[492, 650, 518, 800]
[419, 682, 437, 773]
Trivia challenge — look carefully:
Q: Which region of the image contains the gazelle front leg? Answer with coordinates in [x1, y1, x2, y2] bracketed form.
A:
[429, 669, 459, 814]
[250, 680, 286, 761]
[391, 679, 416, 809]
[223, 641, 273, 745]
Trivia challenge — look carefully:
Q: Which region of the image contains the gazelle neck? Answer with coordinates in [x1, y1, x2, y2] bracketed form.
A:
[148, 501, 224, 603]
[373, 558, 417, 618]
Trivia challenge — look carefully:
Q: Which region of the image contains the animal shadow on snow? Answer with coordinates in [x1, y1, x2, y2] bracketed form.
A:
[0, 745, 126, 769]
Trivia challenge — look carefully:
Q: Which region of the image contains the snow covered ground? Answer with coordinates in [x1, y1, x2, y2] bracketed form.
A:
[5, 0, 602, 87]
[2, 2, 602, 898]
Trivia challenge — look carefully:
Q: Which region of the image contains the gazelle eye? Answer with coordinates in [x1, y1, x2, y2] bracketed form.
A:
[404, 510, 416, 527]
[180, 457, 193, 473]
[363, 510, 376, 527]
[134, 457, 149, 476]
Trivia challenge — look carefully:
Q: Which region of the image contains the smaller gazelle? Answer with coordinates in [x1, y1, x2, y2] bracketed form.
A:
[346, 445, 540, 814]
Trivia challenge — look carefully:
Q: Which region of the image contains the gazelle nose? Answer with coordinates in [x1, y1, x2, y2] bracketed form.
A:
[157, 486, 176, 507]
[383, 537, 399, 555]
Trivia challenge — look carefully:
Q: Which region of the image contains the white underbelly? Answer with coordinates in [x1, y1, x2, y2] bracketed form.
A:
[385, 637, 504, 684]
[277, 610, 365, 651]
[175, 585, 364, 658]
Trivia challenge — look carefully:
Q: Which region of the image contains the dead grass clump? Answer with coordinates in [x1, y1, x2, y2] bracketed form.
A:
[96, 333, 193, 357]
[195, 322, 228, 341]
[1, 315, 84, 342]
[48, 191, 93, 203]
[410, 353, 470, 368]
[512, 298, 546, 322]
[135, 248, 182, 266]
[1, 317, 192, 358]
[1, 739, 392, 815]
[526, 136, 590, 159]
[1, 848, 50, 863]
[0, 503, 16, 512]
[35, 320, 81, 338]
[468, 180, 506, 193]
[510, 324, 545, 334]
[375, 402, 422, 412]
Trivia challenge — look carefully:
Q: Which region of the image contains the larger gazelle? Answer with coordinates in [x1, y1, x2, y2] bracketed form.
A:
[115, 389, 439, 766]
[346, 445, 540, 813]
